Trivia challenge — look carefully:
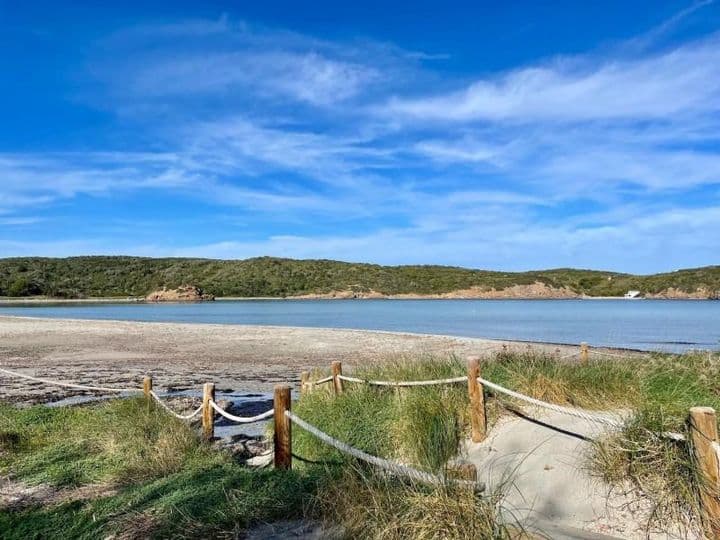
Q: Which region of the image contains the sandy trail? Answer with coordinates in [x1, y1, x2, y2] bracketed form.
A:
[0, 315, 576, 405]
[465, 408, 699, 539]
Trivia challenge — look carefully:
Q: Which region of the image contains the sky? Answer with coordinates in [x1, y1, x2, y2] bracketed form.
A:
[1, 1, 719, 273]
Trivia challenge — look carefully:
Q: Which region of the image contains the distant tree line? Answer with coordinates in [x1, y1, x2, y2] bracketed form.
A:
[0, 256, 718, 299]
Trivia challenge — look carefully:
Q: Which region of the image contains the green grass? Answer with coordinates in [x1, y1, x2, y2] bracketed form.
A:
[4, 350, 720, 538]
[0, 392, 507, 539]
[293, 357, 472, 472]
[0, 463, 323, 540]
[0, 398, 209, 487]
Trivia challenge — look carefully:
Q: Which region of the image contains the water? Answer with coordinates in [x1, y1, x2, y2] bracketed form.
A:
[1, 299, 719, 352]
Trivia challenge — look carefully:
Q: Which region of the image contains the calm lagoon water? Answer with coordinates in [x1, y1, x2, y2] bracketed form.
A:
[1, 299, 719, 353]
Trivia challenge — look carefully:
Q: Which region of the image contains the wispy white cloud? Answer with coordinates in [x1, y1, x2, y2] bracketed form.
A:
[127, 51, 377, 106]
[383, 35, 720, 122]
[3, 9, 720, 273]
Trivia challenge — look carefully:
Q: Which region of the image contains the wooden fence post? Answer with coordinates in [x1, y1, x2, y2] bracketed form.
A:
[331, 361, 344, 396]
[142, 376, 152, 397]
[689, 406, 720, 537]
[467, 356, 487, 443]
[202, 382, 215, 441]
[580, 342, 589, 364]
[274, 385, 292, 470]
[143, 376, 153, 412]
[300, 371, 309, 395]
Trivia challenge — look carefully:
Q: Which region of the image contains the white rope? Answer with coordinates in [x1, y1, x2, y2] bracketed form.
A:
[590, 350, 644, 359]
[311, 376, 334, 386]
[661, 431, 687, 442]
[286, 411, 481, 489]
[338, 375, 469, 387]
[209, 400, 274, 423]
[478, 377, 625, 428]
[149, 391, 203, 420]
[0, 366, 137, 393]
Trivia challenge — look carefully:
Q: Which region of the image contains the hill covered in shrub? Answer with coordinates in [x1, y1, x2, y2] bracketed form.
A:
[0, 256, 718, 299]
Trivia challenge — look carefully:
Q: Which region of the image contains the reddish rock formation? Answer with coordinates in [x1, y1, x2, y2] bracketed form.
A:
[645, 287, 717, 299]
[145, 285, 215, 302]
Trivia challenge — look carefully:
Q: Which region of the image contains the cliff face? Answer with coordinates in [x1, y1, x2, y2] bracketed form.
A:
[435, 282, 579, 299]
[289, 282, 579, 299]
[646, 287, 718, 300]
[145, 285, 215, 302]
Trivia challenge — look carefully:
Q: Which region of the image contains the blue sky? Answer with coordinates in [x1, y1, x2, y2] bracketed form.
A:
[1, 1, 719, 273]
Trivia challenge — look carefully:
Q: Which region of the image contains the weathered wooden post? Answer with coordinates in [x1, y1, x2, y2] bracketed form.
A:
[142, 376, 153, 397]
[689, 406, 720, 537]
[202, 382, 215, 441]
[331, 361, 344, 396]
[467, 356, 487, 443]
[143, 376, 153, 412]
[274, 385, 292, 470]
[580, 342, 589, 364]
[300, 371, 309, 395]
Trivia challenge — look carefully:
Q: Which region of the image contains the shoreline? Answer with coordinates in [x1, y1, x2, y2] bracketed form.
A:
[0, 316, 638, 406]
[0, 314, 623, 351]
[0, 314, 648, 352]
[0, 295, 714, 305]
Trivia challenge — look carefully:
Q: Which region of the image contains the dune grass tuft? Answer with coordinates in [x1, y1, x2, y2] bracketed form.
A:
[313, 470, 512, 540]
[1, 397, 209, 488]
[293, 356, 471, 473]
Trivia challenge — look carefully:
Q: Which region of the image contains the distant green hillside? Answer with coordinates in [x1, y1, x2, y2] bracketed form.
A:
[0, 256, 718, 299]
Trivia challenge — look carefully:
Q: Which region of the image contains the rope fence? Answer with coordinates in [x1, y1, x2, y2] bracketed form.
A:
[3, 339, 720, 533]
[286, 410, 482, 490]
[209, 399, 274, 424]
[148, 390, 203, 421]
[338, 374, 468, 387]
[0, 366, 137, 394]
[477, 377, 625, 429]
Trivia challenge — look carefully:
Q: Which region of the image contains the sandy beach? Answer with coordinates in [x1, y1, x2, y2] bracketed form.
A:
[0, 316, 582, 405]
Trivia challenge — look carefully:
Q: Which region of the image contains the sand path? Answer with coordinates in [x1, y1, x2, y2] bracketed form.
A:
[465, 408, 699, 539]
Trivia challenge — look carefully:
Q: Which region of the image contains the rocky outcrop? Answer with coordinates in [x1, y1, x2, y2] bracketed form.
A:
[438, 282, 579, 299]
[646, 287, 718, 299]
[393, 282, 579, 299]
[288, 282, 579, 300]
[145, 285, 215, 302]
[289, 289, 386, 299]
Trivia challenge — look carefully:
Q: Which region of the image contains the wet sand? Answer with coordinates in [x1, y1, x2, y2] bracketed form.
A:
[0, 316, 583, 405]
